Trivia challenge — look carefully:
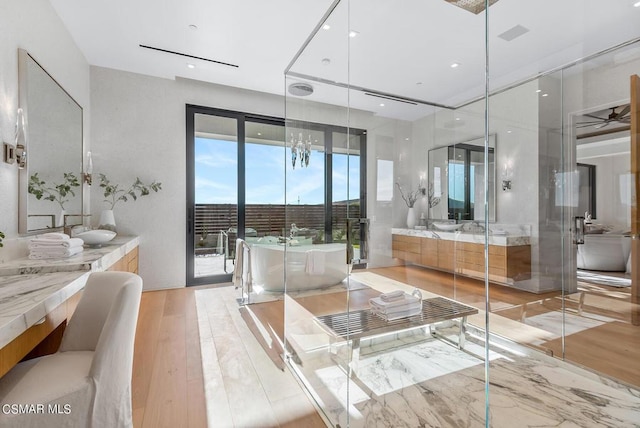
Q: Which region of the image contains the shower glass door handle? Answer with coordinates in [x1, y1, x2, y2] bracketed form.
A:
[347, 218, 369, 265]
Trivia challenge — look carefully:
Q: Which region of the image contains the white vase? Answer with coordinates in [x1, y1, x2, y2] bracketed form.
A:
[56, 209, 66, 228]
[406, 207, 416, 229]
[98, 209, 117, 232]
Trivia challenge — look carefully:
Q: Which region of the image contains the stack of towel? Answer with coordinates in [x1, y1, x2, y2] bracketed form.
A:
[28, 232, 84, 260]
[370, 290, 422, 321]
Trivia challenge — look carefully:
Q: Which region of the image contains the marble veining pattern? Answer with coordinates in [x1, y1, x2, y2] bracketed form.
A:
[0, 236, 139, 276]
[0, 271, 88, 348]
[282, 273, 640, 427]
[392, 228, 531, 246]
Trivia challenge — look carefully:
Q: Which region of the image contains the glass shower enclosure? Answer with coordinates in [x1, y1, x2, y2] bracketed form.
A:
[282, 1, 640, 426]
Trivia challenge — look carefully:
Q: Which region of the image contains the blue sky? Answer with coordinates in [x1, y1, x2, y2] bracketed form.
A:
[195, 137, 359, 205]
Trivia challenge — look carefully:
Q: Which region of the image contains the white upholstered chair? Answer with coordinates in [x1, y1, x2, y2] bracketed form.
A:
[0, 271, 143, 428]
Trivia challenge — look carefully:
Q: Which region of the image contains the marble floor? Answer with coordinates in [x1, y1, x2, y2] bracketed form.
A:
[195, 274, 640, 427]
[194, 286, 325, 428]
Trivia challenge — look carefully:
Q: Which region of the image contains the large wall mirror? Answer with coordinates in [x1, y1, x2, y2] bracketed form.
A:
[428, 135, 496, 222]
[18, 49, 83, 233]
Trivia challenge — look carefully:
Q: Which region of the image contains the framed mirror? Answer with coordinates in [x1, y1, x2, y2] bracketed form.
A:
[18, 49, 83, 233]
[428, 135, 496, 222]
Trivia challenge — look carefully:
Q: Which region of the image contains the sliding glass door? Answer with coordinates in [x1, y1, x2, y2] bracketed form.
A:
[186, 105, 366, 287]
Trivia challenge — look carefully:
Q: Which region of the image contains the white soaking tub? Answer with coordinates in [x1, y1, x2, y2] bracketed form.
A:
[249, 241, 349, 291]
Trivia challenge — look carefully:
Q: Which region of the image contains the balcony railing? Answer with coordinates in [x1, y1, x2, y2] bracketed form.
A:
[194, 203, 360, 253]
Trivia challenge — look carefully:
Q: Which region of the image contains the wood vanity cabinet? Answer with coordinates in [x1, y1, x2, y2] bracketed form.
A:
[107, 246, 139, 274]
[393, 234, 530, 284]
[0, 289, 83, 378]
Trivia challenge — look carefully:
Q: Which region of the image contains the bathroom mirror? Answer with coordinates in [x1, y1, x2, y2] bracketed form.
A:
[428, 135, 496, 222]
[18, 49, 83, 233]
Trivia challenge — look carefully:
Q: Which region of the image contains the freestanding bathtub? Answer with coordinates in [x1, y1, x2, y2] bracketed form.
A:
[249, 241, 349, 291]
[577, 234, 631, 272]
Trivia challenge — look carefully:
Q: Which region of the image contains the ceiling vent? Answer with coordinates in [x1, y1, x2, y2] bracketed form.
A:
[498, 25, 530, 41]
[288, 82, 314, 97]
[444, 0, 499, 15]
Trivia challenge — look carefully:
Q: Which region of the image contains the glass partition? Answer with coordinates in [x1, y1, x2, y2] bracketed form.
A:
[283, 0, 640, 426]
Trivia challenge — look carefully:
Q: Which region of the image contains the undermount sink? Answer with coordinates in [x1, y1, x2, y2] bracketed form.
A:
[432, 222, 464, 231]
[76, 229, 116, 247]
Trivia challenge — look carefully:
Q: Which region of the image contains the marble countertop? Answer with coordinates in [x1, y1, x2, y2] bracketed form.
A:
[0, 271, 89, 349]
[392, 228, 531, 246]
[0, 235, 139, 350]
[0, 235, 140, 276]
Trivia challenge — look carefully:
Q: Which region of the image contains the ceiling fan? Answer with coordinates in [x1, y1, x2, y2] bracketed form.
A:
[577, 104, 631, 129]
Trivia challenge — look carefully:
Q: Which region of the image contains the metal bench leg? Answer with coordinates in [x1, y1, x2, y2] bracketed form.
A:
[458, 316, 467, 349]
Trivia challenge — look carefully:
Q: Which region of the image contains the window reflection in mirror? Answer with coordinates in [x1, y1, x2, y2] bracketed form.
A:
[428, 135, 496, 222]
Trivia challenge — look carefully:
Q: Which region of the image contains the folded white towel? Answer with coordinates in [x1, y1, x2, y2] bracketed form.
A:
[372, 305, 422, 321]
[28, 246, 83, 259]
[370, 300, 421, 315]
[37, 232, 70, 240]
[305, 250, 326, 275]
[29, 238, 84, 249]
[380, 290, 405, 302]
[369, 294, 420, 311]
[233, 239, 244, 288]
[233, 239, 252, 293]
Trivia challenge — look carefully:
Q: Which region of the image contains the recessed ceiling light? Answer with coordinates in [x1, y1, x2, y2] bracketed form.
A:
[634, 1, 640, 7]
[450, 62, 460, 68]
[542, 93, 548, 97]
[536, 89, 542, 93]
[188, 24, 198, 30]
[187, 63, 195, 69]
[257, 132, 262, 136]
[321, 58, 331, 66]
[349, 30, 359, 38]
[416, 82, 423, 85]
[379, 103, 385, 107]
[507, 130, 512, 133]
[455, 117, 461, 121]
[405, 138, 409, 141]
[323, 24, 331, 30]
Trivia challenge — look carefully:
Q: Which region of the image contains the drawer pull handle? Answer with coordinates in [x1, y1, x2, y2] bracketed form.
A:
[34, 316, 46, 325]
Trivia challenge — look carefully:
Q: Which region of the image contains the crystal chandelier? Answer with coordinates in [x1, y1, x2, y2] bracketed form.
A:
[290, 132, 311, 169]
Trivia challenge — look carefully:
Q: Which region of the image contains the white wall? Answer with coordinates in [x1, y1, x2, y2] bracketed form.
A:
[0, 0, 90, 253]
[578, 153, 631, 228]
[91, 68, 410, 288]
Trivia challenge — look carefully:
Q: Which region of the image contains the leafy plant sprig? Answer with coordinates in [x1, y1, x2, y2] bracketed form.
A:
[28, 172, 80, 210]
[428, 182, 441, 208]
[395, 182, 421, 208]
[0, 231, 5, 248]
[99, 174, 162, 210]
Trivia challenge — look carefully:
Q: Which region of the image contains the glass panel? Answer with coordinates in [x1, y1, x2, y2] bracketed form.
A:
[245, 121, 286, 238]
[285, 1, 640, 427]
[193, 113, 238, 278]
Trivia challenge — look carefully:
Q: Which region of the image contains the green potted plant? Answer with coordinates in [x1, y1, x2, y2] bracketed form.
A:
[98, 174, 162, 231]
[28, 172, 81, 226]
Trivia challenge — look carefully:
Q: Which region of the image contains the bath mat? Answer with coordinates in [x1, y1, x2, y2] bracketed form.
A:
[577, 270, 631, 288]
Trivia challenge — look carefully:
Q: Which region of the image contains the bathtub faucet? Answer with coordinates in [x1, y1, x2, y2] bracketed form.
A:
[290, 223, 299, 238]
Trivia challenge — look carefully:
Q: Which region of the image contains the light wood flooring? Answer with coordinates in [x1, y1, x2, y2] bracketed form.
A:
[131, 285, 325, 428]
[131, 266, 639, 427]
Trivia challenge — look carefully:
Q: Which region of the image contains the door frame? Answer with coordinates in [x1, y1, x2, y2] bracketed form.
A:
[186, 104, 367, 286]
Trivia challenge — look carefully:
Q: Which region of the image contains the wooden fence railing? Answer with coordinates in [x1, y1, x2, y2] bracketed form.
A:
[194, 203, 360, 240]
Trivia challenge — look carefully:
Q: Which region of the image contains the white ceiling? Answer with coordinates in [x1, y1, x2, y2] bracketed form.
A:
[51, 0, 640, 121]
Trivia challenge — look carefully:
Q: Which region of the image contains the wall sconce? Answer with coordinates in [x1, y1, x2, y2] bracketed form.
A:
[15, 108, 27, 169]
[418, 173, 426, 195]
[83, 151, 93, 185]
[501, 161, 513, 191]
[3, 108, 27, 167]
